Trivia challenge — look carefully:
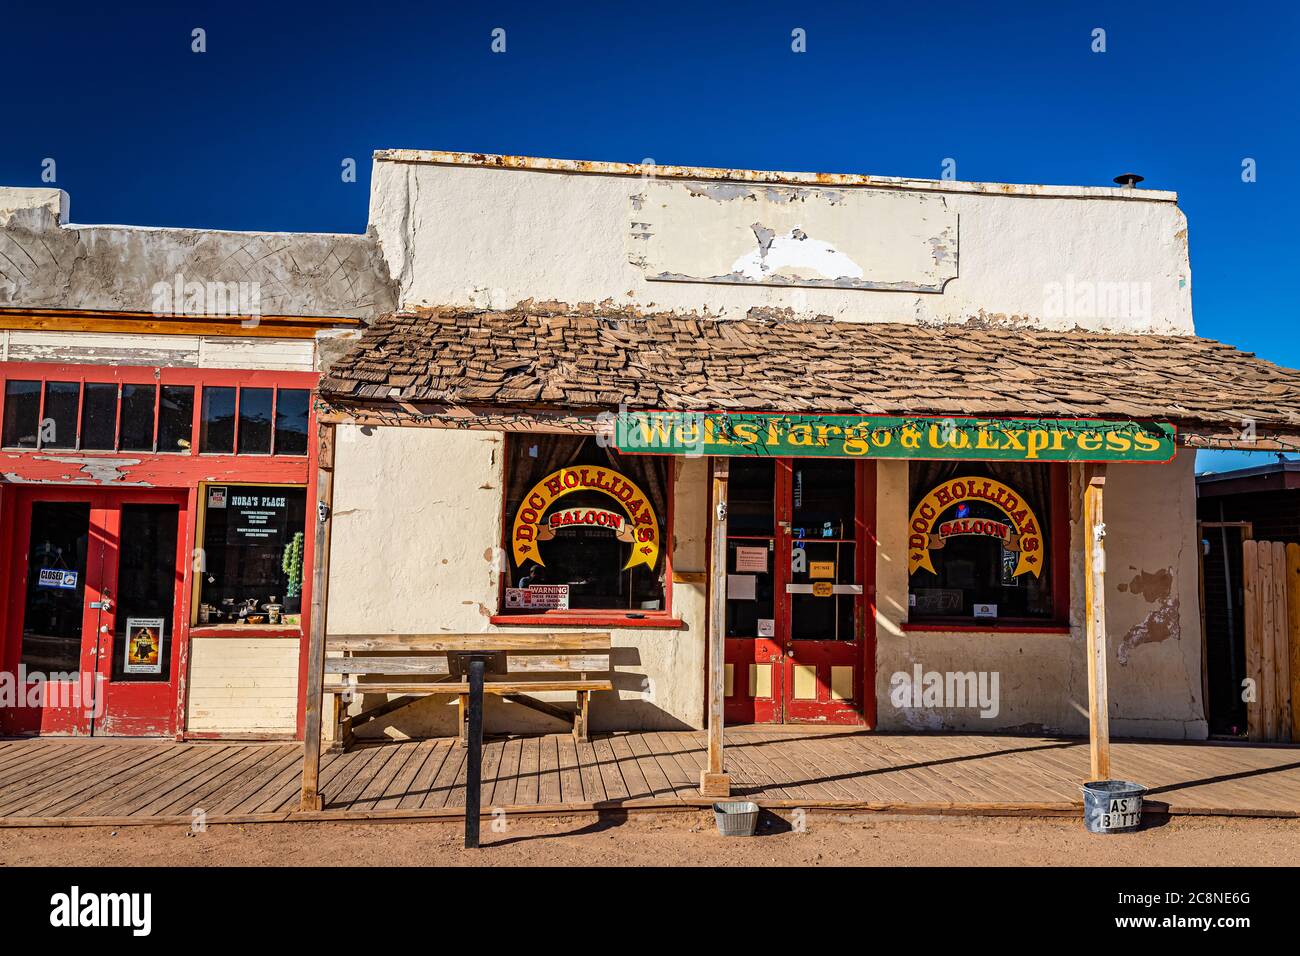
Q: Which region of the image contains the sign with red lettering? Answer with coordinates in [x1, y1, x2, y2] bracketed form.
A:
[511, 466, 661, 571]
[908, 477, 1044, 578]
[504, 585, 571, 610]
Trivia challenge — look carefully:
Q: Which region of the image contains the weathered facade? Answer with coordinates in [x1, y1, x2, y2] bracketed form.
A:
[313, 151, 1300, 745]
[6, 154, 1300, 755]
[0, 186, 395, 738]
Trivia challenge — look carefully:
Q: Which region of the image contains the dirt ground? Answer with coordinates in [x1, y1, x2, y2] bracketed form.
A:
[1, 810, 1297, 866]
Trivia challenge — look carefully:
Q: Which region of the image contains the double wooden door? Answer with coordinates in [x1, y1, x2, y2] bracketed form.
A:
[722, 459, 874, 725]
[2, 486, 187, 736]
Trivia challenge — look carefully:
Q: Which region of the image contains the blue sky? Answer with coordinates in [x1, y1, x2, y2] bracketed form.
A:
[3, 1, 1295, 471]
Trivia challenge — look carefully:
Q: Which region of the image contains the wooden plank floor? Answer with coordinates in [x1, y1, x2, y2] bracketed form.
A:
[1, 729, 1298, 825]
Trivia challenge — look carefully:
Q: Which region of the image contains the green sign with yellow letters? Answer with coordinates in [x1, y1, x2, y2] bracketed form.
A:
[613, 411, 1176, 462]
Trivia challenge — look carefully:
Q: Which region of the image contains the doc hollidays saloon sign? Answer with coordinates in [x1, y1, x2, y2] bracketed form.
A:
[909, 476, 1044, 578]
[511, 465, 661, 572]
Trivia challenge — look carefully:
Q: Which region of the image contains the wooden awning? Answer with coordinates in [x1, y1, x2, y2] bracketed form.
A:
[319, 306, 1300, 451]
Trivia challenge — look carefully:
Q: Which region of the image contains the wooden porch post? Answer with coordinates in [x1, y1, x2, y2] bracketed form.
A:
[299, 421, 336, 811]
[1084, 465, 1111, 781]
[700, 456, 731, 798]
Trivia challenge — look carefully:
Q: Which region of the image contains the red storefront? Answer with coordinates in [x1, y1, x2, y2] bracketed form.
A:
[0, 361, 321, 739]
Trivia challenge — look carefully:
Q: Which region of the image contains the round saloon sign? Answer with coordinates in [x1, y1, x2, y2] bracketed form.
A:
[908, 477, 1044, 578]
[511, 466, 661, 571]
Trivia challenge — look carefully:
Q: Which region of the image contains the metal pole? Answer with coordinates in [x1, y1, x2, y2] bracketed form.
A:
[464, 656, 486, 848]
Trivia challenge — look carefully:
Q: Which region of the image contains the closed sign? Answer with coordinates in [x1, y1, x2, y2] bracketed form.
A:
[38, 568, 78, 590]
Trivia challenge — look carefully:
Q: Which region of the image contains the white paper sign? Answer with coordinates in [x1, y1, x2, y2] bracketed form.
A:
[727, 574, 757, 601]
[734, 546, 767, 573]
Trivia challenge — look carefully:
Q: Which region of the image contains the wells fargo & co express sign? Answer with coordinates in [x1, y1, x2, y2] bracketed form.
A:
[614, 411, 1176, 462]
[511, 466, 660, 571]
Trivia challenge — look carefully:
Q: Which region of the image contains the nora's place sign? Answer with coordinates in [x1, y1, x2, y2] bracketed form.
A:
[614, 411, 1176, 463]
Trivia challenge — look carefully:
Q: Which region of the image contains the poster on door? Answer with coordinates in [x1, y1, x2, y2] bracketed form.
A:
[124, 617, 165, 675]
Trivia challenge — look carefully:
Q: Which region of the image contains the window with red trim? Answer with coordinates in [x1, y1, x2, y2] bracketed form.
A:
[0, 375, 308, 456]
[907, 461, 1066, 625]
[500, 434, 669, 615]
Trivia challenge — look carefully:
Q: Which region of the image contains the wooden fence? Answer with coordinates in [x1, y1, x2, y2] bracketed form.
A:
[1242, 540, 1300, 742]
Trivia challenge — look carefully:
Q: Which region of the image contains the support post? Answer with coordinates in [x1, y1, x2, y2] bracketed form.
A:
[299, 421, 336, 811]
[464, 656, 487, 849]
[701, 457, 731, 798]
[1084, 465, 1110, 781]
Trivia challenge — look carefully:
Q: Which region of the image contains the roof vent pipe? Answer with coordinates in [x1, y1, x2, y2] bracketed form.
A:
[1113, 173, 1145, 189]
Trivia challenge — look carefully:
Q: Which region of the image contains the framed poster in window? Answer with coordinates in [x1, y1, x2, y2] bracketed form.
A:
[123, 617, 165, 675]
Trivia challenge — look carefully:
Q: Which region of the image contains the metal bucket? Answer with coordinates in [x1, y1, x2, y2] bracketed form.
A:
[1082, 780, 1145, 833]
[713, 800, 759, 837]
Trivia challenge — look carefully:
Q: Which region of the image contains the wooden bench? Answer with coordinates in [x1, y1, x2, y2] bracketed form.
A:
[324, 632, 613, 750]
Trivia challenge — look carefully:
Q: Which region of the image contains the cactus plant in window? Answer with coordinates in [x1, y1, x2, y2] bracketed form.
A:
[282, 531, 304, 599]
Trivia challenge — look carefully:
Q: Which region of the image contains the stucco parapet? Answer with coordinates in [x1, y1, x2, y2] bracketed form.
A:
[0, 187, 398, 320]
[373, 149, 1180, 203]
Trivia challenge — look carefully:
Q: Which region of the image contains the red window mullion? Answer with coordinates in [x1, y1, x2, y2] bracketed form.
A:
[189, 385, 201, 455]
[74, 375, 85, 451]
[232, 386, 242, 455]
[34, 377, 48, 449]
[270, 387, 280, 456]
[113, 383, 123, 451]
[151, 377, 162, 453]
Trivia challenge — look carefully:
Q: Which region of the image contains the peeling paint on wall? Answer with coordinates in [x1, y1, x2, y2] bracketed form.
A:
[632, 180, 958, 292]
[1118, 567, 1174, 603]
[1117, 567, 1180, 664]
[1119, 596, 1181, 664]
[730, 225, 865, 282]
[32, 456, 146, 484]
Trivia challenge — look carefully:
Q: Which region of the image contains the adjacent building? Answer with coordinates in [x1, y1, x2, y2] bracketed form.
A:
[0, 186, 394, 737]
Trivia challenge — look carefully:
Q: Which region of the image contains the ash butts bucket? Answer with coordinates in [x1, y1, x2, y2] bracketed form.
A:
[713, 801, 760, 837]
[1082, 780, 1146, 833]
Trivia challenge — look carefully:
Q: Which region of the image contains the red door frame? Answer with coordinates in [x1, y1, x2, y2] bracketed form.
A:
[2, 485, 190, 736]
[722, 458, 877, 727]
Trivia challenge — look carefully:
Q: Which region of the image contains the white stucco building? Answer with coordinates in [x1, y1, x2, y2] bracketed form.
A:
[313, 150, 1300, 746]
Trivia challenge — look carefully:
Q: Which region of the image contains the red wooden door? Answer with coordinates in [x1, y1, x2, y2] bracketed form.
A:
[723, 458, 783, 723]
[2, 487, 186, 736]
[722, 458, 875, 726]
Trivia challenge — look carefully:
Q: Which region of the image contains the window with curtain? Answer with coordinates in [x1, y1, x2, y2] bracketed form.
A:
[502, 434, 669, 613]
[907, 461, 1059, 623]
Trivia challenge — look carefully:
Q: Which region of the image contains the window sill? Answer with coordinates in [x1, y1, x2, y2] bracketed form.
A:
[489, 613, 684, 630]
[189, 624, 303, 639]
[901, 622, 1071, 635]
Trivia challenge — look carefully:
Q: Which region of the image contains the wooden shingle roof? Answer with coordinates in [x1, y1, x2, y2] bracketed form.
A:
[320, 306, 1300, 433]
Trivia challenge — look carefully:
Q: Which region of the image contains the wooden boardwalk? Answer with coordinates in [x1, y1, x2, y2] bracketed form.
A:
[1, 729, 1298, 826]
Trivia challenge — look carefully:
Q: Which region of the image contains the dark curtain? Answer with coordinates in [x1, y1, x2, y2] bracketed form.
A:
[506, 434, 669, 522]
[909, 460, 1052, 528]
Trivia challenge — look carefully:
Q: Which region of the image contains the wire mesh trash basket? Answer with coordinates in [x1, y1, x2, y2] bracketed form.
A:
[1081, 780, 1145, 833]
[713, 801, 760, 837]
